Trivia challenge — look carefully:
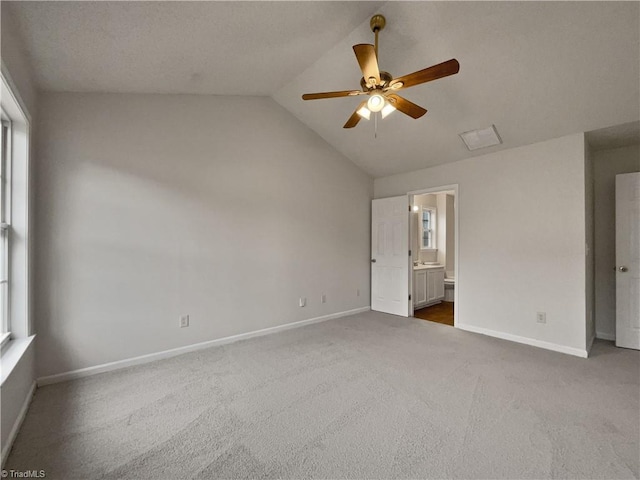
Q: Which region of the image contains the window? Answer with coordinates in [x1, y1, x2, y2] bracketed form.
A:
[420, 206, 436, 250]
[0, 112, 10, 346]
[1, 72, 30, 349]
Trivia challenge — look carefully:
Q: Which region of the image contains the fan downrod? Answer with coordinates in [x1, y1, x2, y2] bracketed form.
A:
[370, 15, 386, 61]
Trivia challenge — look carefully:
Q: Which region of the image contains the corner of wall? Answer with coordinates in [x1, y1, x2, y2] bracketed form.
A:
[584, 136, 596, 347]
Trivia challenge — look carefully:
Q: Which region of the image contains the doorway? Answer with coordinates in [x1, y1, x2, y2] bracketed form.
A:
[370, 185, 459, 327]
[409, 186, 459, 327]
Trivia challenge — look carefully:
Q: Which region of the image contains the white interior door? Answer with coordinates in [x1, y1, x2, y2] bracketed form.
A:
[371, 196, 409, 317]
[615, 172, 640, 350]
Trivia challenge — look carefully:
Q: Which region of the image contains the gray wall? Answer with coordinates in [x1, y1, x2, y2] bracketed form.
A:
[593, 144, 640, 339]
[445, 194, 455, 278]
[35, 92, 373, 378]
[435, 192, 455, 276]
[376, 134, 588, 355]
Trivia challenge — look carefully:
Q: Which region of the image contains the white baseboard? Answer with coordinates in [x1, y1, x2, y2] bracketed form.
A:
[1, 381, 36, 467]
[37, 306, 371, 386]
[457, 323, 588, 358]
[596, 331, 615, 341]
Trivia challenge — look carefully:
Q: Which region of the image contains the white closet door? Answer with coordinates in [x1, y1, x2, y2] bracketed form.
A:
[616, 172, 640, 350]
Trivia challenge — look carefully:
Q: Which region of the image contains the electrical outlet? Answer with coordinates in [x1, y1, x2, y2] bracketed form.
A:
[179, 315, 189, 328]
[299, 297, 306, 307]
[536, 312, 546, 324]
[357, 288, 360, 297]
[321, 294, 326, 303]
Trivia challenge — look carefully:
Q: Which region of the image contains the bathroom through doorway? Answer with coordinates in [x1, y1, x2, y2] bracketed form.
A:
[409, 185, 458, 327]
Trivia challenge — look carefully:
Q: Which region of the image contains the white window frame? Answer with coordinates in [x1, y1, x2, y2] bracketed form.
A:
[0, 69, 31, 353]
[0, 111, 12, 348]
[419, 206, 437, 250]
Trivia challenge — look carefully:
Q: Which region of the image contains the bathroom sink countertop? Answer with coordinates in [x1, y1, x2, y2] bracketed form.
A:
[413, 263, 444, 270]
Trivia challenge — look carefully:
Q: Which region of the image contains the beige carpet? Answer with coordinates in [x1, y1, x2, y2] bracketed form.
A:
[6, 311, 639, 479]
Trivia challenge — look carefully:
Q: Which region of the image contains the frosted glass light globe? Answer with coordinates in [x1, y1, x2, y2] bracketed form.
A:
[367, 94, 384, 113]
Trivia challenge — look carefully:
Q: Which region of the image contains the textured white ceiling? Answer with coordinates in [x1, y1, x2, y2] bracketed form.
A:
[5, 1, 640, 177]
[4, 1, 381, 95]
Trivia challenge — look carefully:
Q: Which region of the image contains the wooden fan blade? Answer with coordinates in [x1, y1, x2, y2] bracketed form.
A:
[389, 59, 459, 90]
[353, 44, 381, 86]
[302, 90, 363, 100]
[386, 94, 427, 119]
[344, 100, 368, 128]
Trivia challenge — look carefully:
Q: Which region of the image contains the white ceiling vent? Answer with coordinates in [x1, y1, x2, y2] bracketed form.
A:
[459, 125, 502, 151]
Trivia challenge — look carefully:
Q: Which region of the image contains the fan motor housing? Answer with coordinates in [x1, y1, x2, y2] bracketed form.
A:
[360, 71, 393, 91]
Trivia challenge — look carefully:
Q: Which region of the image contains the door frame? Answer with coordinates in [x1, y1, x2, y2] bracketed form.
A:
[408, 184, 460, 328]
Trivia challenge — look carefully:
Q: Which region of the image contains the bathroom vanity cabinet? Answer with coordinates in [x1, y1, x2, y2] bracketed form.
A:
[413, 265, 445, 309]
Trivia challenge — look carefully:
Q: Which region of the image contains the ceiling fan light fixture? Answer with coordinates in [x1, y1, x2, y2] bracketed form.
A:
[367, 94, 385, 112]
[357, 105, 371, 120]
[381, 102, 396, 119]
[301, 14, 460, 130]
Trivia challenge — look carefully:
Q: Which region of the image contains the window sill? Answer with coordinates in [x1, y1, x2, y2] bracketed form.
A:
[0, 331, 10, 349]
[1, 335, 35, 386]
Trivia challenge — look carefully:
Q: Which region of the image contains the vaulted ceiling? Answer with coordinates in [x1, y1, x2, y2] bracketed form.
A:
[4, 1, 639, 177]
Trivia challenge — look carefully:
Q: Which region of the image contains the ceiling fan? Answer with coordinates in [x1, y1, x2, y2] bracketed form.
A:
[302, 14, 460, 129]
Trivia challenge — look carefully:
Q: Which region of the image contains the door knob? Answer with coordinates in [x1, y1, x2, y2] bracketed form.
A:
[619, 266, 628, 272]
[371, 259, 377, 263]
